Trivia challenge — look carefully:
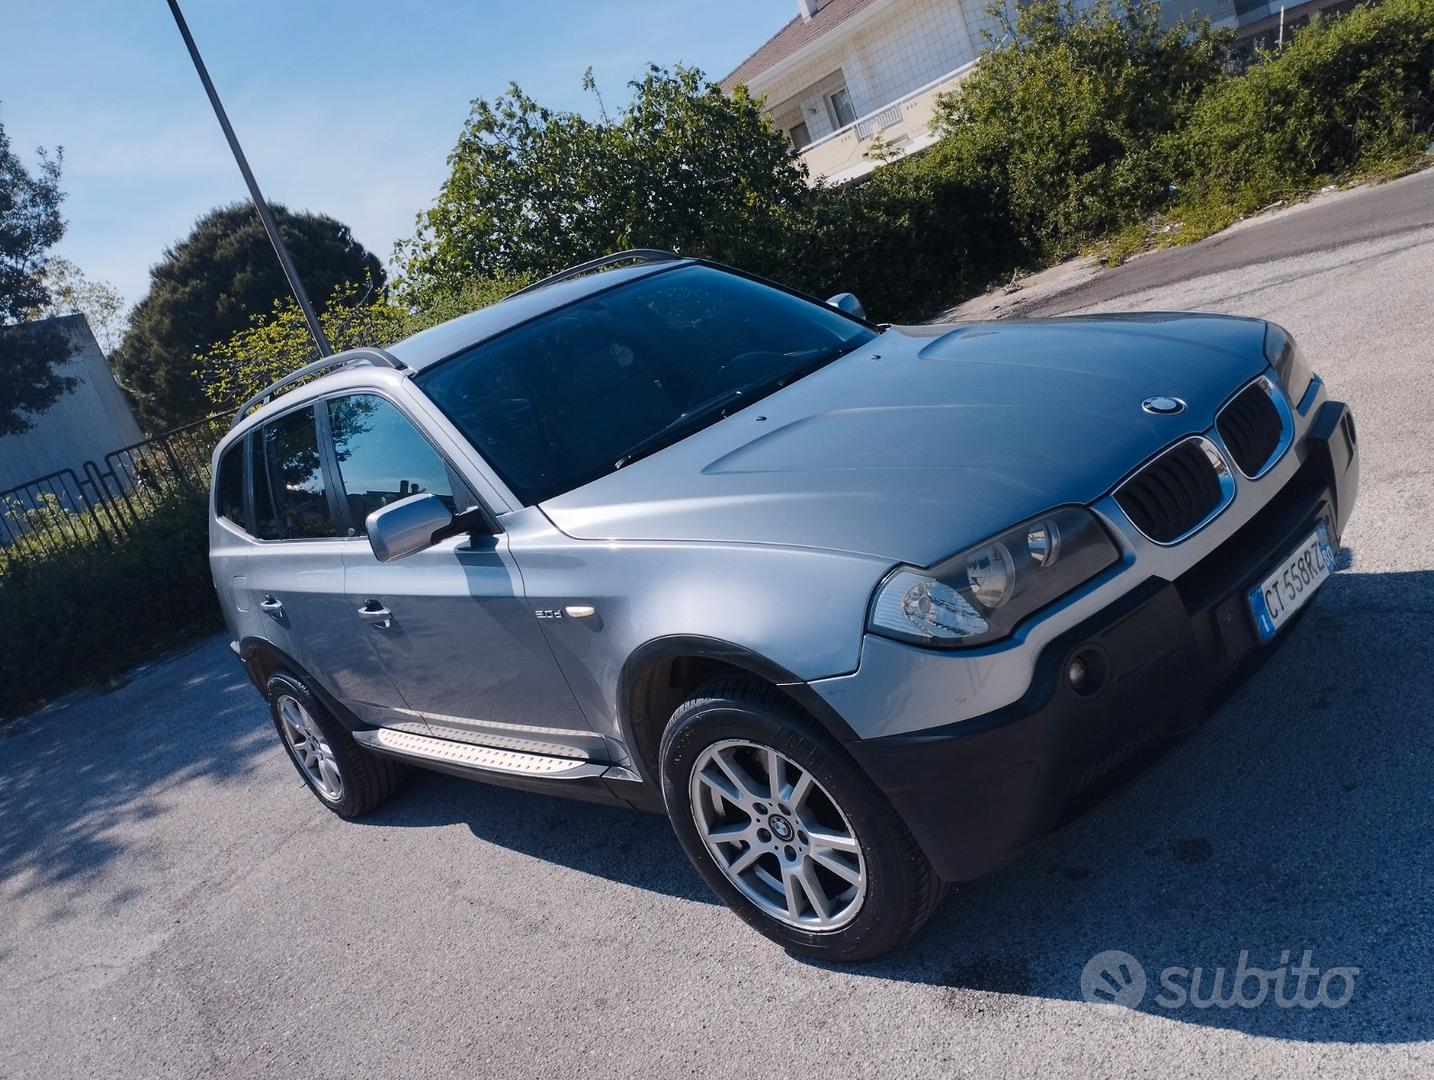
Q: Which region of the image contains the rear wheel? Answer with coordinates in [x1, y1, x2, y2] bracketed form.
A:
[266, 672, 404, 818]
[661, 678, 944, 961]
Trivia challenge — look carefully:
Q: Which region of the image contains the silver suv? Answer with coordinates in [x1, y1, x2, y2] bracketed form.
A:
[210, 251, 1359, 961]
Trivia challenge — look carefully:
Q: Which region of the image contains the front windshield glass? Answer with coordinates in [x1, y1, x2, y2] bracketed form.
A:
[416, 264, 878, 504]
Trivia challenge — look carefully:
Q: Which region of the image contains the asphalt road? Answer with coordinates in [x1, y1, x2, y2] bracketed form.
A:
[4, 175, 1433, 1079]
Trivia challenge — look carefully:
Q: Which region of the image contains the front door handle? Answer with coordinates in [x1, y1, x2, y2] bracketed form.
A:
[357, 600, 392, 628]
[259, 595, 284, 618]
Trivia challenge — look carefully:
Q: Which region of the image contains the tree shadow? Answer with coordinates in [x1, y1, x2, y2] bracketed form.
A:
[0, 636, 271, 911]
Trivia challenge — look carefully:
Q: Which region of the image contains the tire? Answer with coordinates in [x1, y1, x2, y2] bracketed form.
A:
[661, 677, 944, 962]
[266, 672, 405, 819]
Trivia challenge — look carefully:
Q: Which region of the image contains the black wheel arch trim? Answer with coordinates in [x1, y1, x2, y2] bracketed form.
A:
[617, 635, 858, 747]
[237, 637, 367, 732]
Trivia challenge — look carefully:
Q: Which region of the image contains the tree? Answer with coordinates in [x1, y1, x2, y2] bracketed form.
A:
[29, 258, 126, 353]
[398, 65, 808, 296]
[112, 203, 385, 430]
[0, 118, 75, 437]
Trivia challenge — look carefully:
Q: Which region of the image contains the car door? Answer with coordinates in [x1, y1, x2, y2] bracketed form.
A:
[240, 401, 403, 729]
[325, 391, 606, 761]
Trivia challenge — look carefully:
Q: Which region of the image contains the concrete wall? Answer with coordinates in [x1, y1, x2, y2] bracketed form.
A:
[0, 314, 143, 492]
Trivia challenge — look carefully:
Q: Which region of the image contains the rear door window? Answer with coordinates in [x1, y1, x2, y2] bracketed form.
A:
[215, 439, 248, 531]
[256, 405, 335, 539]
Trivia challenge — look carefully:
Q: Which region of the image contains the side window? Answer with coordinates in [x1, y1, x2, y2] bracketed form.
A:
[216, 439, 248, 532]
[327, 393, 465, 533]
[257, 405, 335, 540]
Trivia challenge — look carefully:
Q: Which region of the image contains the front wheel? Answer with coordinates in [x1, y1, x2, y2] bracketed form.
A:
[661, 678, 944, 962]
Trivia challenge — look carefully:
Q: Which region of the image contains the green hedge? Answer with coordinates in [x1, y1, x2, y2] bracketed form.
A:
[1169, 0, 1434, 239]
[768, 144, 1023, 321]
[930, 0, 1231, 259]
[0, 493, 221, 717]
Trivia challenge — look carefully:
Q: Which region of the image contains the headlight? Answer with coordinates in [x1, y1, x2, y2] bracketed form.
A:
[868, 508, 1119, 648]
[1264, 323, 1313, 405]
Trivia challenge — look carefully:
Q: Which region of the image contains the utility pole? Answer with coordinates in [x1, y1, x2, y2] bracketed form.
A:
[165, 0, 331, 357]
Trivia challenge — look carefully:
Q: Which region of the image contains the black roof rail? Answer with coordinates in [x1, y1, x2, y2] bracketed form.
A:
[507, 249, 683, 299]
[232, 347, 407, 427]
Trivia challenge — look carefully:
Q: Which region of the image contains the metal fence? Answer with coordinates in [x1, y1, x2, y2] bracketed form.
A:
[0, 414, 228, 573]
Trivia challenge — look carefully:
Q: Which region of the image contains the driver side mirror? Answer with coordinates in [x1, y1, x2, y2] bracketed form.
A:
[366, 493, 477, 563]
[826, 292, 867, 320]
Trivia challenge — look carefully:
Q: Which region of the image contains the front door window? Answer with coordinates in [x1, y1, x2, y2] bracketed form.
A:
[326, 393, 467, 533]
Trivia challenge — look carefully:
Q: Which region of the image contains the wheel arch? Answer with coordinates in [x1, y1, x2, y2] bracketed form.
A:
[618, 636, 856, 786]
[237, 637, 364, 731]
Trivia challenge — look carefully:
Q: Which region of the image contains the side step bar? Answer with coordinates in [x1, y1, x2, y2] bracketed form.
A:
[353, 727, 630, 782]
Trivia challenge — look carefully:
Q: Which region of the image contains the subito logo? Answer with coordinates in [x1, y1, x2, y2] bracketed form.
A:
[1081, 950, 1148, 1007]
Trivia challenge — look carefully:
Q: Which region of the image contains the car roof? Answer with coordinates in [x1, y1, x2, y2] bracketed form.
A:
[387, 259, 692, 372]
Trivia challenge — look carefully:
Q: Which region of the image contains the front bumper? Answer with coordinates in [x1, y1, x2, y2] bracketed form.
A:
[843, 400, 1359, 881]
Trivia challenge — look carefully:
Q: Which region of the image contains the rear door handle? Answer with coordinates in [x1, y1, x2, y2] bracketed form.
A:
[259, 595, 284, 618]
[357, 600, 392, 628]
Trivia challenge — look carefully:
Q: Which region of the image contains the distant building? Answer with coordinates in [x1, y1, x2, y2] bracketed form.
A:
[0, 314, 142, 493]
[721, 0, 1001, 184]
[722, 0, 1353, 185]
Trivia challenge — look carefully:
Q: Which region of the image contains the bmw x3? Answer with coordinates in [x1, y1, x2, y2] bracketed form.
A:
[210, 251, 1359, 961]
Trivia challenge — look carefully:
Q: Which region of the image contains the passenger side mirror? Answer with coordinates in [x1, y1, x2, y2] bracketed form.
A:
[826, 292, 867, 321]
[366, 493, 457, 563]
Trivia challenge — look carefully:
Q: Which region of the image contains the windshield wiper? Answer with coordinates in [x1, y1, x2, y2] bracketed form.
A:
[610, 343, 861, 471]
[613, 386, 751, 470]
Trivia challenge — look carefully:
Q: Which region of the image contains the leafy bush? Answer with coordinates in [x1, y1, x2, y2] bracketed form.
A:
[0, 491, 220, 717]
[398, 65, 808, 293]
[774, 144, 1020, 321]
[931, 0, 1232, 258]
[1169, 0, 1434, 239]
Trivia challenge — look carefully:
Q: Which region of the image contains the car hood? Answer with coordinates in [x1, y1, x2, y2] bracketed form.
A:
[540, 313, 1270, 565]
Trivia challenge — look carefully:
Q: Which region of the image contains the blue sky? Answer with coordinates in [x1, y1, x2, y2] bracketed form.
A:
[0, 0, 790, 309]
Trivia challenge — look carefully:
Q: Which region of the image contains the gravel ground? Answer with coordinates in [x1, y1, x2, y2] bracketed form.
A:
[3, 178, 1432, 1078]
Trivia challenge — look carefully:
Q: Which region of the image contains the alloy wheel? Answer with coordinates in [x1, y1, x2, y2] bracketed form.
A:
[689, 738, 866, 931]
[277, 694, 344, 802]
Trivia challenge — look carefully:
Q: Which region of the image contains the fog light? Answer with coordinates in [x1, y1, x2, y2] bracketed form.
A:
[1065, 647, 1108, 698]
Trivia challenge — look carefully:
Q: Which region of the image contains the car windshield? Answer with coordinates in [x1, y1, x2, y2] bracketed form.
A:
[415, 264, 878, 504]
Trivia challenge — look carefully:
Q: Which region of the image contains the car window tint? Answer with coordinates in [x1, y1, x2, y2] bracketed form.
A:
[327, 394, 460, 532]
[216, 439, 248, 532]
[258, 406, 334, 539]
[417, 265, 877, 504]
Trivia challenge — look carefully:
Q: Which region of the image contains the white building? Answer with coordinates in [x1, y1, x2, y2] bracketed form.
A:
[721, 0, 1346, 185]
[0, 314, 142, 494]
[720, 0, 1011, 184]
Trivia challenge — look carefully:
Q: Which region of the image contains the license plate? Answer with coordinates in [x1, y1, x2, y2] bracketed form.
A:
[1247, 522, 1335, 642]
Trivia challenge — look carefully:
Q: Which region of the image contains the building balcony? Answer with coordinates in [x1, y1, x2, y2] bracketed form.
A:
[795, 60, 978, 185]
